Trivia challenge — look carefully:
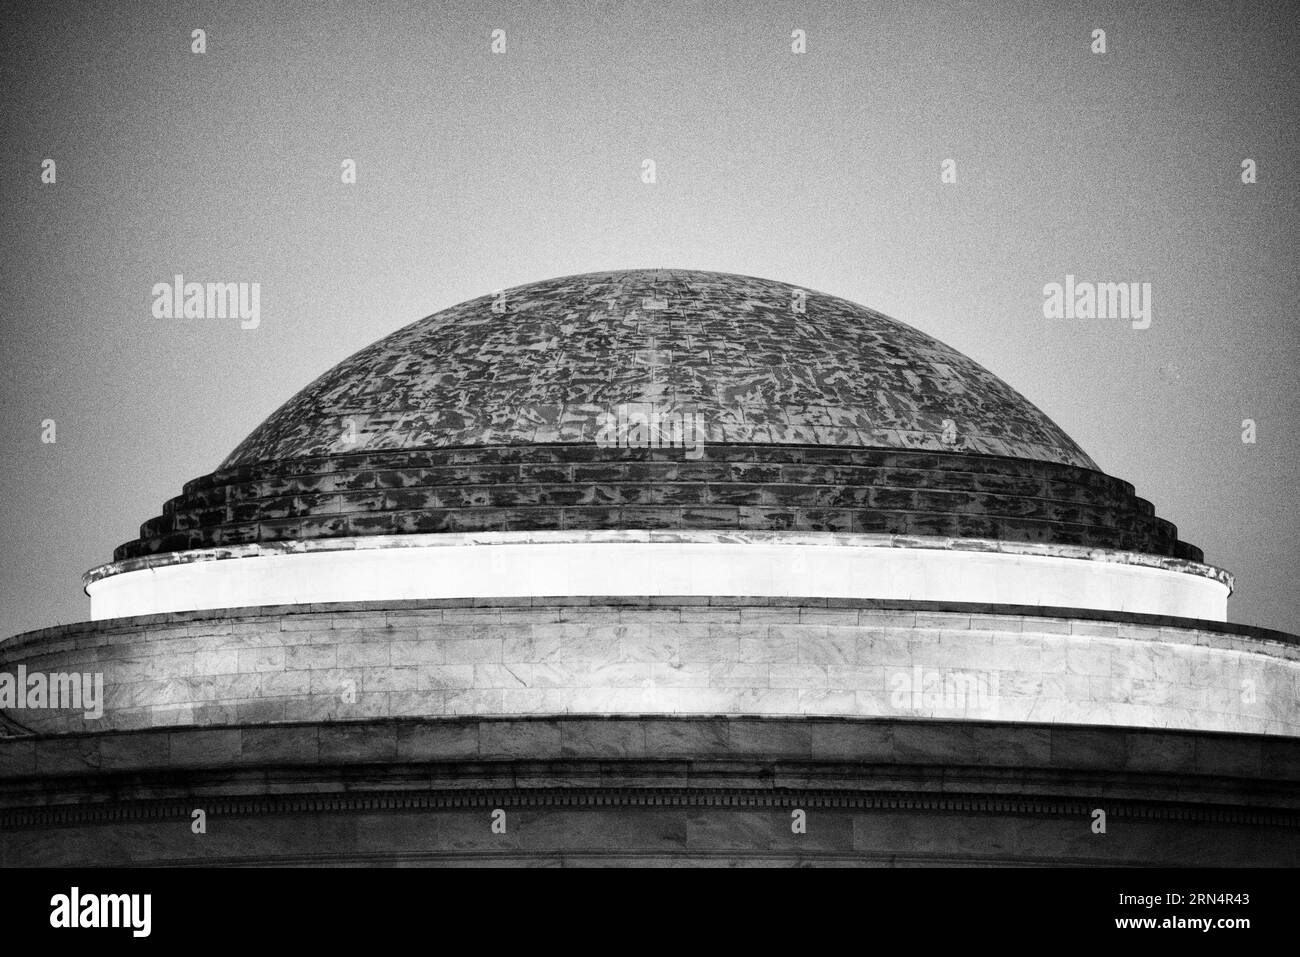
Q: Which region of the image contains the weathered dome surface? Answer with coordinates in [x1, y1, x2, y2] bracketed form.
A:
[110, 269, 1206, 565]
[221, 269, 1096, 470]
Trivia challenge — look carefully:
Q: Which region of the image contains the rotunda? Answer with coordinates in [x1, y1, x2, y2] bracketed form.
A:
[1, 269, 1296, 866]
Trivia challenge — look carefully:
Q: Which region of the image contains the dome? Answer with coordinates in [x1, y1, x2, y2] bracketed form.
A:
[222, 269, 1096, 469]
[105, 268, 1208, 567]
[27, 275, 1284, 873]
[91, 268, 1224, 625]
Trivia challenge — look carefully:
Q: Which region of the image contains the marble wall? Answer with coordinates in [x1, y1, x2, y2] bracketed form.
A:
[2, 716, 1297, 865]
[2, 598, 1295, 737]
[86, 532, 1231, 621]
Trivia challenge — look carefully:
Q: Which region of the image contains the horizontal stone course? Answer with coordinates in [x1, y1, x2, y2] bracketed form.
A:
[7, 596, 1295, 652]
[1, 716, 1298, 788]
[1, 599, 1296, 738]
[117, 444, 1199, 563]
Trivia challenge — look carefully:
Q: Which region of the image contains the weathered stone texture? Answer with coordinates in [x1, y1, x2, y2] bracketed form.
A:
[1, 716, 1298, 865]
[2, 599, 1296, 737]
[115, 444, 1201, 562]
[221, 270, 1097, 468]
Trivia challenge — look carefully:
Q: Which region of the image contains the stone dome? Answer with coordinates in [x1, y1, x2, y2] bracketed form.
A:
[221, 269, 1096, 469]
[107, 269, 1205, 567]
[31, 280, 1287, 873]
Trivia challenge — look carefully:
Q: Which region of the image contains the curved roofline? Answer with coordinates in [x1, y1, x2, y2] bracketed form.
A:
[217, 268, 1098, 471]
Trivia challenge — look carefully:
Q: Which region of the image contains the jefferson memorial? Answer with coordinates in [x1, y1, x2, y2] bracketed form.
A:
[1, 269, 1295, 865]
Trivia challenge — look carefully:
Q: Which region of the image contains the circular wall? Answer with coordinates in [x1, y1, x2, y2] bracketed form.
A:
[86, 532, 1231, 621]
[4, 597, 1292, 737]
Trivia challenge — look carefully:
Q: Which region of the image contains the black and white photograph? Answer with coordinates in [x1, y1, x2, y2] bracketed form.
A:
[0, 0, 1295, 938]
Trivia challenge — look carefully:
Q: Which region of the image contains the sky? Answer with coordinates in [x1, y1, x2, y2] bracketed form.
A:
[1, 0, 1296, 636]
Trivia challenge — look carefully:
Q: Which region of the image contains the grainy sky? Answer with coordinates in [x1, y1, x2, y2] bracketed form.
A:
[1, 0, 1296, 637]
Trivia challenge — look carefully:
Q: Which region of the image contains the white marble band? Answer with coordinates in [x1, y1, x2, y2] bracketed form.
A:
[84, 531, 1232, 621]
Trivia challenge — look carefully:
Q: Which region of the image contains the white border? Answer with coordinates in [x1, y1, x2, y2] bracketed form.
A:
[85, 531, 1231, 621]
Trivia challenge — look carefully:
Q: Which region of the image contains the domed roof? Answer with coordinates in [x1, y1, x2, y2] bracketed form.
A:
[222, 269, 1096, 470]
[112, 268, 1208, 566]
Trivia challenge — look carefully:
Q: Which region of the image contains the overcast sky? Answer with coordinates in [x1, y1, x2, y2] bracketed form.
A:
[1, 0, 1296, 636]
